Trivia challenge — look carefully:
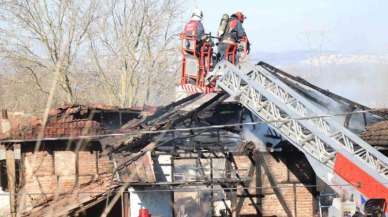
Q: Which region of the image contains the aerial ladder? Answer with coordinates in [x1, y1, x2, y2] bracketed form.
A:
[211, 61, 388, 215]
[178, 31, 387, 214]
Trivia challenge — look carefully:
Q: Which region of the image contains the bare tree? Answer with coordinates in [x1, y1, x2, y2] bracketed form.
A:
[0, 0, 101, 104]
[0, 0, 184, 114]
[88, 0, 183, 107]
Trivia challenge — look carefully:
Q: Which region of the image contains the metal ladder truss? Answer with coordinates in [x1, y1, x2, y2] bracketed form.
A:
[214, 61, 388, 188]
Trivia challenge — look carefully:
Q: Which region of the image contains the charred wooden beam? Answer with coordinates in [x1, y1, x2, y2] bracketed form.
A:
[123, 178, 251, 187]
[1, 109, 8, 119]
[230, 154, 262, 217]
[110, 93, 229, 176]
[121, 192, 129, 217]
[5, 144, 17, 217]
[104, 93, 223, 153]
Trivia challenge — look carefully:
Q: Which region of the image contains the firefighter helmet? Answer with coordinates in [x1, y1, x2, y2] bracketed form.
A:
[234, 11, 246, 23]
[192, 8, 203, 19]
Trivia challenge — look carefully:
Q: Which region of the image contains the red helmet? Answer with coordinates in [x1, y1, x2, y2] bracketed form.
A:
[234, 12, 246, 23]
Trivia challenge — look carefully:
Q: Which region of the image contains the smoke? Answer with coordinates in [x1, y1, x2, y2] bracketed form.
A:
[285, 55, 388, 108]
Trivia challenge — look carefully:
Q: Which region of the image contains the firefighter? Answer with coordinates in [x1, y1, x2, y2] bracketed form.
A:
[183, 8, 206, 55]
[218, 11, 250, 64]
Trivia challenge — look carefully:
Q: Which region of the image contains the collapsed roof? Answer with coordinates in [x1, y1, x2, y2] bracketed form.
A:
[2, 63, 388, 216]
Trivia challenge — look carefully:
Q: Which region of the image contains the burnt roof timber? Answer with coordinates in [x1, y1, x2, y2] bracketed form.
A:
[107, 93, 228, 154]
[110, 93, 229, 176]
[123, 178, 252, 187]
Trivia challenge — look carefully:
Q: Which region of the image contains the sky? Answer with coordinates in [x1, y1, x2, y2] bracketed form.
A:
[187, 0, 388, 53]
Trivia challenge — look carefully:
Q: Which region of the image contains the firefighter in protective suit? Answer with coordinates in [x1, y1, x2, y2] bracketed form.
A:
[183, 9, 206, 55]
[218, 12, 250, 64]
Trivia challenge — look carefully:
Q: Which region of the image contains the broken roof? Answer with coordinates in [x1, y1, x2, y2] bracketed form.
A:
[18, 93, 232, 216]
[0, 104, 148, 141]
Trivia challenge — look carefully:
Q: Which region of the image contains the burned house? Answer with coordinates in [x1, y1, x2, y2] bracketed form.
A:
[0, 94, 319, 217]
[0, 63, 387, 217]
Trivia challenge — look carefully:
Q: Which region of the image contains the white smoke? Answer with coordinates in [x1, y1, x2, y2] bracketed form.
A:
[285, 53, 388, 108]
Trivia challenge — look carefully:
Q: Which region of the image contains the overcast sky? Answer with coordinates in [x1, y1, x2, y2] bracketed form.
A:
[187, 0, 388, 53]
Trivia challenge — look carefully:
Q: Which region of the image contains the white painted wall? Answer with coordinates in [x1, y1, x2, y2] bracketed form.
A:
[157, 155, 172, 182]
[0, 190, 10, 217]
[129, 155, 173, 217]
[129, 187, 173, 217]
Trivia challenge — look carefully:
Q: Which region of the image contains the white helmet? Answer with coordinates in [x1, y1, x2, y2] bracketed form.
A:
[192, 8, 203, 19]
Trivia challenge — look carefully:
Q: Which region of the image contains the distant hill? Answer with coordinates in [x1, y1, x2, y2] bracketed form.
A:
[251, 51, 388, 108]
[251, 50, 325, 66]
[252, 50, 388, 67]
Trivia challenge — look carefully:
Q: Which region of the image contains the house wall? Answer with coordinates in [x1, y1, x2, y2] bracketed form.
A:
[19, 142, 113, 210]
[126, 144, 315, 217]
[234, 149, 316, 217]
[0, 189, 10, 217]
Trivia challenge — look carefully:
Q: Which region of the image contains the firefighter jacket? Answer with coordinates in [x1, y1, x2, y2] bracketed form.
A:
[223, 17, 246, 43]
[184, 18, 205, 41]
